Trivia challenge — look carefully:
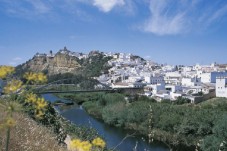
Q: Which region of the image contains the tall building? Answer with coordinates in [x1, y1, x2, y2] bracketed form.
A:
[216, 77, 227, 98]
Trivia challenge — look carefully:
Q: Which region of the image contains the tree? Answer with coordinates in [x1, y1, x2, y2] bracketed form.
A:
[175, 65, 178, 71]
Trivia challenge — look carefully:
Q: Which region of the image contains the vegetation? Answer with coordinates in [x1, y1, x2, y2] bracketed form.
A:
[69, 137, 106, 151]
[0, 66, 107, 151]
[0, 104, 65, 151]
[80, 52, 112, 77]
[59, 93, 227, 151]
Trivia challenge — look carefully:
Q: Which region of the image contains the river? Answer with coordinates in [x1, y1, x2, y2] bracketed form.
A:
[42, 94, 169, 151]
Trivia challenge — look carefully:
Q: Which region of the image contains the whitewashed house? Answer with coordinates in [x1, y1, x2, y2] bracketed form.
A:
[181, 70, 197, 78]
[144, 76, 164, 84]
[216, 77, 227, 98]
[112, 54, 118, 59]
[182, 66, 193, 72]
[181, 77, 201, 87]
[144, 82, 165, 95]
[118, 53, 127, 62]
[194, 64, 202, 71]
[125, 53, 132, 61]
[200, 72, 227, 83]
[164, 72, 182, 85]
[155, 90, 171, 101]
[183, 86, 203, 95]
[162, 65, 175, 72]
[112, 82, 130, 88]
[170, 92, 184, 100]
[165, 84, 182, 93]
[127, 76, 143, 83]
[112, 82, 144, 88]
[130, 82, 145, 88]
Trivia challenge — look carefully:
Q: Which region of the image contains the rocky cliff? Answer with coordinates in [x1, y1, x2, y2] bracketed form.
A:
[16, 48, 112, 77]
[18, 47, 81, 75]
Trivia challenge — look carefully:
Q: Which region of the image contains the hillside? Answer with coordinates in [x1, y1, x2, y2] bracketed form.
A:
[16, 47, 112, 77]
[16, 47, 81, 76]
[0, 108, 65, 151]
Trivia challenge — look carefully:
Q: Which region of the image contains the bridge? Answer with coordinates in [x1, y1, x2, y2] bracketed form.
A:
[32, 78, 143, 95]
[36, 88, 142, 94]
[36, 87, 115, 94]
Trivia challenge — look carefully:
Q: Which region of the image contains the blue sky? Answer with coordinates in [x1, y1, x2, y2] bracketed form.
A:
[0, 0, 227, 66]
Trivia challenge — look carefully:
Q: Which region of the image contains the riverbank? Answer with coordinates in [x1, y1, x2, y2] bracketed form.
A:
[57, 93, 227, 151]
[48, 93, 169, 151]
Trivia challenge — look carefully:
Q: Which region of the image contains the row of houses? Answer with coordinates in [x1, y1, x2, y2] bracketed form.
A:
[97, 53, 227, 102]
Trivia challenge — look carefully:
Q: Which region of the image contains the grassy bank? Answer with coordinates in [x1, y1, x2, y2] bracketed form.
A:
[58, 93, 227, 151]
[0, 103, 65, 151]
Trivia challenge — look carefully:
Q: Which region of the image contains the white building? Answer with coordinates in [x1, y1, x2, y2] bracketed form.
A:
[170, 92, 184, 100]
[144, 82, 165, 95]
[118, 53, 131, 62]
[162, 65, 175, 72]
[127, 76, 143, 83]
[216, 77, 227, 98]
[155, 90, 171, 100]
[165, 72, 182, 85]
[181, 77, 201, 86]
[165, 85, 182, 93]
[200, 72, 227, 83]
[182, 66, 193, 72]
[183, 86, 203, 95]
[193, 64, 214, 72]
[144, 76, 164, 84]
[112, 82, 144, 88]
[112, 82, 130, 88]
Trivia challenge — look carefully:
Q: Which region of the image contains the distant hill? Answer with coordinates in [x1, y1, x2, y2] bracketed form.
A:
[16, 47, 112, 77]
[15, 47, 152, 78]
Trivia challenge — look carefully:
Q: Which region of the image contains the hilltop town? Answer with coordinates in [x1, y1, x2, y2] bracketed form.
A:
[1, 48, 227, 151]
[2, 47, 227, 103]
[97, 52, 227, 103]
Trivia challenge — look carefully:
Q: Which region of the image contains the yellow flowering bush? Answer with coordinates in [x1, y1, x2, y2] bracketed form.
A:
[5, 117, 16, 127]
[23, 72, 47, 84]
[35, 109, 45, 119]
[35, 97, 48, 110]
[0, 67, 49, 151]
[70, 139, 92, 151]
[92, 137, 106, 149]
[0, 66, 15, 79]
[23, 72, 35, 81]
[3, 79, 23, 94]
[25, 93, 48, 119]
[69, 137, 106, 151]
[0, 117, 16, 129]
[25, 93, 37, 104]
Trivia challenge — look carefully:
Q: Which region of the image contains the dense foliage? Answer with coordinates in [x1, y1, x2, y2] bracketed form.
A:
[80, 52, 112, 77]
[59, 93, 227, 151]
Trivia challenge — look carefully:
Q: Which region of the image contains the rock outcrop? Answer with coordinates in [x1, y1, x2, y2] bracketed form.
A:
[20, 47, 81, 75]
